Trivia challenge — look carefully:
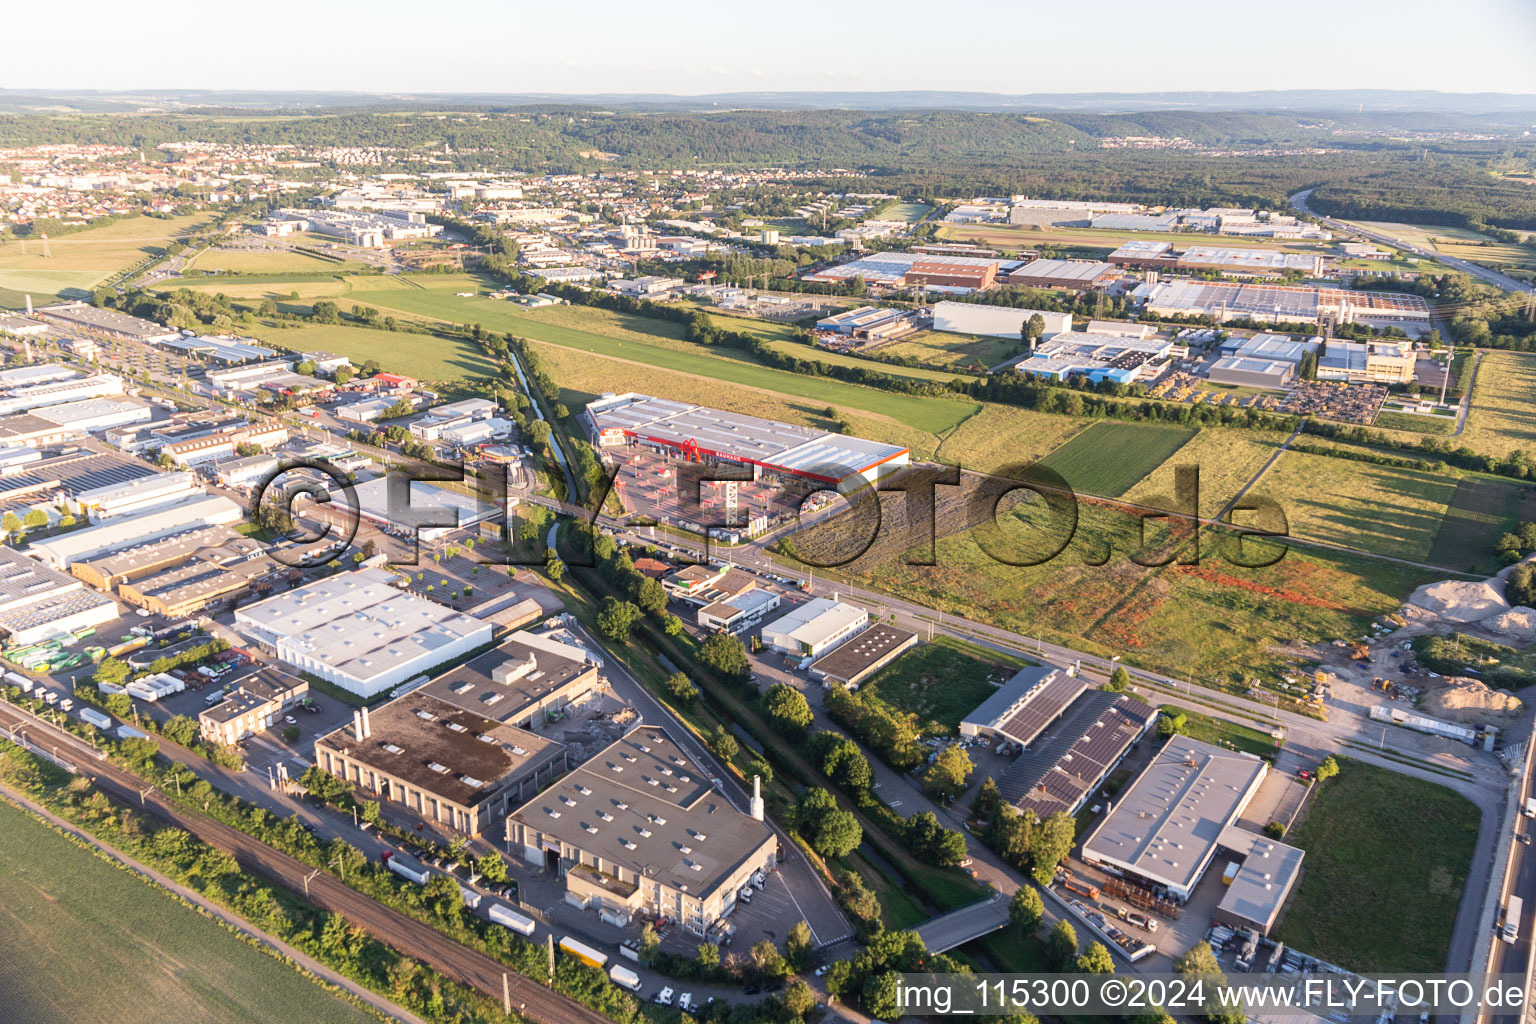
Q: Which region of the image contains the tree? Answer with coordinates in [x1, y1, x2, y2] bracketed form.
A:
[750, 937, 787, 978]
[696, 941, 720, 970]
[282, 725, 301, 742]
[94, 656, 130, 686]
[22, 509, 47, 531]
[1316, 755, 1340, 782]
[633, 576, 668, 616]
[1047, 919, 1079, 970]
[821, 736, 873, 791]
[708, 724, 739, 760]
[793, 788, 862, 859]
[664, 671, 700, 704]
[905, 810, 967, 866]
[923, 745, 974, 799]
[639, 923, 660, 964]
[765, 683, 814, 736]
[1105, 666, 1132, 692]
[1075, 941, 1115, 974]
[1031, 812, 1077, 885]
[476, 854, 508, 884]
[595, 597, 642, 641]
[544, 555, 565, 581]
[1156, 710, 1187, 739]
[698, 632, 750, 679]
[1009, 886, 1045, 934]
[972, 776, 1003, 822]
[0, 511, 20, 536]
[785, 920, 813, 972]
[781, 979, 817, 1018]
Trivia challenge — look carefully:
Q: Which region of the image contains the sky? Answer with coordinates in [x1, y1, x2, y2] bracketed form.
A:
[6, 0, 1536, 97]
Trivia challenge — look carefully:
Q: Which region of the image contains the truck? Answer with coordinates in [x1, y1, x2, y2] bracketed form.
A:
[117, 724, 149, 740]
[78, 707, 113, 731]
[558, 936, 608, 969]
[459, 885, 483, 910]
[382, 851, 431, 886]
[487, 902, 537, 936]
[1062, 878, 1100, 900]
[1222, 860, 1241, 885]
[1505, 895, 1524, 944]
[1524, 798, 1535, 819]
[608, 965, 642, 993]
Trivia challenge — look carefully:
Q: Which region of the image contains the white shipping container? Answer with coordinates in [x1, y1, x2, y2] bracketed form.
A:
[78, 707, 113, 730]
[487, 902, 537, 936]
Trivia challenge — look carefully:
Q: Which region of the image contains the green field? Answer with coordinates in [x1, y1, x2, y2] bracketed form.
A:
[1273, 757, 1481, 972]
[184, 247, 353, 274]
[1460, 352, 1536, 460]
[242, 321, 498, 384]
[1256, 449, 1459, 562]
[1172, 710, 1279, 758]
[1120, 427, 1290, 520]
[0, 212, 215, 303]
[0, 799, 380, 1024]
[1426, 478, 1536, 573]
[860, 636, 1021, 736]
[876, 330, 1020, 374]
[1036, 422, 1197, 498]
[881, 202, 935, 223]
[1372, 409, 1455, 435]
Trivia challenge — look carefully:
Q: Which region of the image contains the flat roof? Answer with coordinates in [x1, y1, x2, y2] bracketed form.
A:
[1216, 827, 1305, 930]
[511, 724, 774, 900]
[1082, 735, 1268, 894]
[1010, 259, 1118, 282]
[36, 302, 178, 339]
[0, 545, 80, 607]
[30, 496, 242, 566]
[418, 630, 597, 722]
[808, 623, 918, 682]
[762, 598, 866, 648]
[0, 450, 158, 499]
[74, 524, 246, 578]
[349, 474, 500, 530]
[319, 692, 560, 807]
[0, 588, 115, 634]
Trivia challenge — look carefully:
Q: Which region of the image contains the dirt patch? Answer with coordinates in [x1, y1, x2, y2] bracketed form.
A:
[1406, 578, 1508, 622]
[1420, 674, 1523, 725]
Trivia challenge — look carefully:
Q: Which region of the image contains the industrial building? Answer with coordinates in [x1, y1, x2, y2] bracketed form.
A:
[344, 475, 501, 541]
[696, 588, 782, 634]
[930, 301, 1072, 339]
[1206, 357, 1295, 390]
[0, 364, 78, 389]
[507, 726, 777, 935]
[1316, 340, 1417, 384]
[161, 421, 288, 465]
[28, 495, 243, 570]
[70, 471, 204, 520]
[0, 545, 119, 646]
[70, 524, 253, 592]
[585, 392, 909, 488]
[1006, 259, 1120, 291]
[1135, 280, 1432, 333]
[997, 332, 1174, 384]
[314, 692, 566, 837]
[0, 312, 48, 337]
[815, 306, 914, 340]
[1216, 333, 1320, 365]
[0, 373, 125, 417]
[807, 623, 919, 688]
[1000, 692, 1157, 821]
[30, 396, 153, 434]
[1176, 246, 1324, 277]
[199, 668, 310, 747]
[234, 568, 494, 698]
[417, 629, 603, 732]
[34, 302, 180, 343]
[803, 251, 1019, 292]
[205, 362, 328, 400]
[159, 335, 278, 364]
[760, 597, 868, 658]
[1107, 240, 1180, 270]
[1081, 735, 1303, 920]
[117, 545, 276, 618]
[959, 665, 1089, 745]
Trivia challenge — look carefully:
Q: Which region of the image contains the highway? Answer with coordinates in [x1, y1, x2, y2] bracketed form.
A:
[0, 700, 613, 1024]
[1290, 188, 1536, 296]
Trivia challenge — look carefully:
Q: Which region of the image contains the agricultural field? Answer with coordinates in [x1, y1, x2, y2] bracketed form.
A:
[1274, 757, 1481, 973]
[934, 222, 1325, 255]
[860, 636, 1020, 736]
[933, 404, 1090, 475]
[1426, 478, 1536, 573]
[1372, 409, 1455, 435]
[532, 340, 948, 459]
[880, 202, 935, 222]
[1120, 426, 1291, 520]
[241, 321, 498, 384]
[875, 330, 1020, 373]
[1350, 220, 1512, 249]
[0, 212, 215, 303]
[843, 497, 1439, 688]
[183, 246, 354, 275]
[1036, 422, 1197, 498]
[1255, 449, 1459, 562]
[0, 800, 380, 1024]
[1458, 351, 1536, 460]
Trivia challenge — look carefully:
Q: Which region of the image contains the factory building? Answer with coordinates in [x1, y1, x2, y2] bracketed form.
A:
[34, 302, 181, 343]
[696, 589, 782, 634]
[0, 373, 125, 417]
[760, 597, 868, 658]
[1316, 340, 1416, 384]
[1006, 259, 1120, 291]
[417, 629, 603, 732]
[507, 726, 777, 934]
[1001, 692, 1157, 821]
[199, 668, 310, 747]
[70, 471, 204, 520]
[1206, 357, 1296, 390]
[1215, 333, 1320, 365]
[234, 569, 494, 698]
[0, 312, 48, 337]
[930, 301, 1073, 339]
[584, 392, 909, 488]
[315, 692, 566, 837]
[960, 665, 1089, 744]
[70, 524, 252, 592]
[29, 495, 243, 570]
[0, 546, 119, 646]
[996, 332, 1173, 384]
[807, 623, 919, 688]
[1135, 280, 1431, 333]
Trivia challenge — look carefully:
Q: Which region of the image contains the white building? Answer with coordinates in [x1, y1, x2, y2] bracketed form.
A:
[760, 598, 868, 658]
[71, 471, 204, 520]
[931, 302, 1072, 339]
[234, 569, 494, 698]
[0, 374, 125, 417]
[28, 495, 243, 569]
[0, 546, 119, 646]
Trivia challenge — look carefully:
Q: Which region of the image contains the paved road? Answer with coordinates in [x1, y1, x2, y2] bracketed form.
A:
[1291, 189, 1536, 296]
[0, 700, 612, 1024]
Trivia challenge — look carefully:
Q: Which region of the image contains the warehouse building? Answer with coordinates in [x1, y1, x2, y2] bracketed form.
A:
[1206, 357, 1295, 390]
[418, 629, 602, 732]
[930, 301, 1072, 339]
[29, 495, 243, 570]
[803, 251, 1017, 292]
[808, 623, 919, 688]
[0, 414, 77, 449]
[507, 725, 777, 934]
[1108, 241, 1179, 271]
[585, 392, 909, 488]
[0, 312, 48, 337]
[1135, 280, 1432, 333]
[1000, 692, 1157, 820]
[315, 692, 566, 836]
[1081, 735, 1301, 912]
[160, 335, 277, 365]
[31, 396, 153, 434]
[71, 524, 255, 592]
[117, 547, 276, 618]
[760, 597, 868, 658]
[959, 665, 1089, 746]
[0, 373, 125, 417]
[815, 306, 911, 338]
[696, 588, 782, 634]
[71, 471, 204, 520]
[35, 302, 180, 343]
[0, 364, 78, 389]
[997, 332, 1173, 384]
[1215, 333, 1320, 365]
[199, 668, 310, 747]
[343, 475, 501, 541]
[1316, 340, 1416, 384]
[234, 568, 494, 698]
[1176, 246, 1324, 277]
[1006, 259, 1120, 291]
[0, 545, 118, 646]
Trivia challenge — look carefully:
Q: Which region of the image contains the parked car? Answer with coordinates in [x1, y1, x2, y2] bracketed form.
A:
[284, 714, 297, 725]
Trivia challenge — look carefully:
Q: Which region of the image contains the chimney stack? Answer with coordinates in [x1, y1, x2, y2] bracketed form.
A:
[24, 294, 32, 316]
[352, 710, 364, 742]
[361, 705, 372, 739]
[749, 774, 764, 822]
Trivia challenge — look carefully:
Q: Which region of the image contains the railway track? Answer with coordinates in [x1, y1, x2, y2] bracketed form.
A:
[0, 703, 611, 1024]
